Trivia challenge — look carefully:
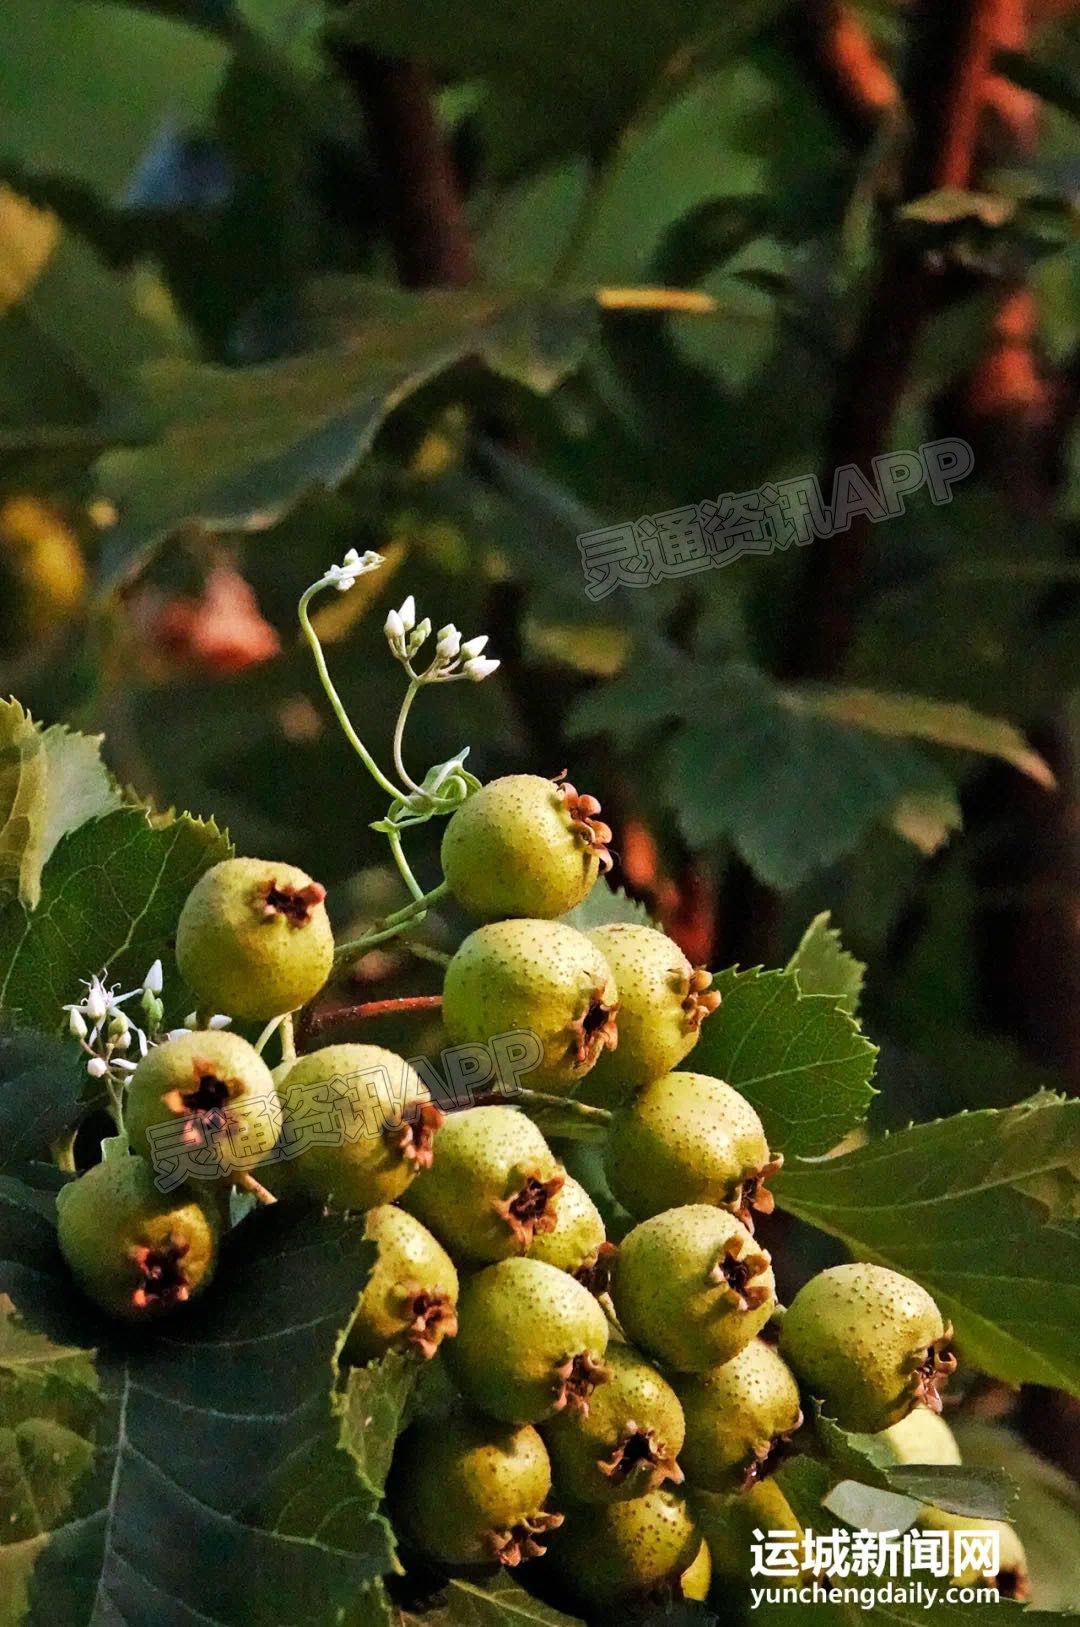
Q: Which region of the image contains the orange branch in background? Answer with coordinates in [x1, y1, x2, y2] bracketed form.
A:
[937, 0, 1034, 187]
[821, 5, 900, 122]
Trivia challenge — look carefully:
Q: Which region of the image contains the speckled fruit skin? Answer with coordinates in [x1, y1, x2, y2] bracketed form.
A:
[700, 1479, 805, 1581]
[125, 1029, 281, 1180]
[389, 1409, 559, 1567]
[176, 857, 334, 1021]
[779, 1262, 951, 1433]
[680, 1540, 712, 1601]
[919, 1509, 1029, 1598]
[273, 1043, 438, 1210]
[527, 1173, 606, 1276]
[543, 1342, 685, 1504]
[579, 925, 710, 1107]
[613, 1205, 776, 1373]
[343, 1206, 458, 1364]
[442, 919, 618, 1094]
[441, 774, 600, 920]
[876, 1407, 961, 1465]
[676, 1337, 802, 1493]
[605, 1071, 772, 1221]
[402, 1106, 560, 1264]
[546, 1488, 700, 1606]
[57, 1154, 219, 1321]
[447, 1257, 610, 1424]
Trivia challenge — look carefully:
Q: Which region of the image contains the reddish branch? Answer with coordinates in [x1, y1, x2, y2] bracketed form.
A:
[300, 994, 443, 1047]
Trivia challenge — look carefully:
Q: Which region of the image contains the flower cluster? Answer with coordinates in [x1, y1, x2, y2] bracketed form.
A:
[63, 963, 231, 1083]
[384, 596, 500, 683]
[325, 547, 385, 592]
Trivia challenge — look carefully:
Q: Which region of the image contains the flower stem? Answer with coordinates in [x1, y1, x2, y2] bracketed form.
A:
[392, 680, 427, 798]
[236, 1171, 278, 1206]
[298, 583, 407, 801]
[387, 826, 426, 903]
[280, 1013, 297, 1066]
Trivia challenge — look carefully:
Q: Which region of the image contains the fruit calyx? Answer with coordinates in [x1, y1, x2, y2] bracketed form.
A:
[740, 1406, 805, 1491]
[710, 1236, 773, 1310]
[598, 1421, 685, 1493]
[494, 1167, 565, 1249]
[484, 1510, 565, 1567]
[570, 989, 619, 1068]
[681, 966, 721, 1030]
[574, 1239, 618, 1295]
[397, 1281, 459, 1358]
[912, 1323, 957, 1413]
[163, 1059, 241, 1141]
[129, 1233, 193, 1313]
[554, 772, 613, 873]
[389, 1101, 445, 1169]
[735, 1152, 785, 1230]
[553, 1350, 611, 1415]
[258, 877, 326, 925]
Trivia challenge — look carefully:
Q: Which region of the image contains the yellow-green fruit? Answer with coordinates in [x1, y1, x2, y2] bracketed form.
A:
[546, 1489, 700, 1606]
[680, 1540, 712, 1601]
[528, 1174, 606, 1277]
[543, 1342, 685, 1504]
[343, 1206, 458, 1365]
[389, 1409, 560, 1567]
[699, 1479, 805, 1581]
[447, 1257, 610, 1424]
[441, 773, 611, 920]
[876, 1408, 962, 1466]
[176, 857, 334, 1020]
[125, 1029, 281, 1184]
[919, 1508, 1029, 1600]
[613, 1205, 775, 1373]
[605, 1071, 779, 1225]
[442, 919, 618, 1094]
[272, 1044, 441, 1210]
[402, 1106, 562, 1264]
[779, 1263, 955, 1434]
[57, 1153, 220, 1321]
[579, 925, 719, 1107]
[676, 1338, 802, 1493]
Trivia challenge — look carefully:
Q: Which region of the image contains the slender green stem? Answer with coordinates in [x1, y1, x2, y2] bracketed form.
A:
[387, 827, 426, 903]
[280, 1014, 297, 1066]
[392, 680, 427, 798]
[382, 878, 451, 928]
[503, 1088, 612, 1124]
[333, 880, 451, 962]
[298, 583, 407, 801]
[255, 1013, 286, 1056]
[51, 1130, 78, 1174]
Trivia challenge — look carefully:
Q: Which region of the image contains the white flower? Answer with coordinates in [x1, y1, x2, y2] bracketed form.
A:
[84, 979, 110, 1023]
[68, 1007, 88, 1040]
[385, 608, 405, 647]
[143, 959, 163, 995]
[86, 1056, 109, 1080]
[463, 656, 500, 682]
[436, 624, 461, 660]
[397, 596, 417, 633]
[460, 634, 489, 660]
[327, 548, 384, 592]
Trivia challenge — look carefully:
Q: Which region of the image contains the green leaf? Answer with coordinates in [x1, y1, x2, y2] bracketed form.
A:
[692, 967, 877, 1157]
[0, 1192, 391, 1625]
[0, 1031, 88, 1175]
[337, 1351, 420, 1505]
[795, 688, 1056, 792]
[787, 913, 865, 1016]
[559, 881, 655, 933]
[813, 1414, 1016, 1522]
[96, 285, 595, 586]
[773, 1095, 1080, 1395]
[404, 1573, 584, 1627]
[36, 727, 122, 868]
[823, 1480, 920, 1533]
[0, 701, 47, 911]
[0, 805, 231, 1031]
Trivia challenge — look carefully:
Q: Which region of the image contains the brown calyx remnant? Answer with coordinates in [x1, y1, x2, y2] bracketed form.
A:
[552, 1351, 611, 1416]
[388, 1102, 445, 1169]
[163, 1063, 238, 1144]
[494, 1169, 565, 1249]
[553, 771, 613, 873]
[709, 1236, 772, 1311]
[130, 1234, 192, 1312]
[682, 966, 721, 1031]
[257, 878, 326, 926]
[569, 991, 619, 1069]
[397, 1282, 458, 1359]
[574, 1240, 618, 1296]
[996, 1569, 1030, 1604]
[733, 1154, 785, 1231]
[484, 1511, 564, 1567]
[740, 1408, 805, 1491]
[911, 1323, 957, 1414]
[598, 1422, 685, 1493]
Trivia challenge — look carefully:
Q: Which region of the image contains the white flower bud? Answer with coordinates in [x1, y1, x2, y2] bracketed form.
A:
[68, 1007, 88, 1040]
[184, 1012, 199, 1030]
[112, 1029, 132, 1052]
[464, 657, 501, 682]
[84, 983, 109, 1023]
[436, 624, 461, 659]
[207, 1014, 233, 1030]
[398, 595, 416, 633]
[385, 609, 405, 647]
[86, 1057, 109, 1080]
[143, 959, 163, 995]
[460, 634, 489, 660]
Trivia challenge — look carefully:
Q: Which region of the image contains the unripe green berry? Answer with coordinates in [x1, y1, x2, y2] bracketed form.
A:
[680, 1540, 712, 1601]
[876, 1407, 961, 1466]
[402, 1105, 562, 1264]
[272, 1043, 442, 1210]
[605, 1071, 781, 1226]
[447, 1257, 610, 1424]
[442, 919, 618, 1094]
[389, 1409, 561, 1567]
[918, 1509, 1029, 1600]
[579, 925, 719, 1108]
[441, 773, 611, 920]
[343, 1206, 458, 1365]
[125, 1029, 281, 1182]
[675, 1337, 803, 1493]
[779, 1262, 956, 1433]
[543, 1342, 685, 1504]
[698, 1479, 806, 1581]
[176, 857, 334, 1020]
[546, 1488, 700, 1606]
[527, 1173, 606, 1278]
[613, 1205, 776, 1372]
[57, 1153, 219, 1321]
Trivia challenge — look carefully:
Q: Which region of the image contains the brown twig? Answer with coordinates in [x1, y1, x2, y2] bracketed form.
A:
[300, 994, 444, 1047]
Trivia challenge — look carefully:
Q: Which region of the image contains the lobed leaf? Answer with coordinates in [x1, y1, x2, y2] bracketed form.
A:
[787, 913, 866, 1016]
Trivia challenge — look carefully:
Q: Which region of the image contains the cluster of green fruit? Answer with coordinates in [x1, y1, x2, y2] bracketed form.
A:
[53, 773, 984, 1611]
